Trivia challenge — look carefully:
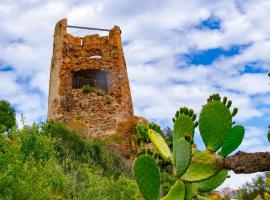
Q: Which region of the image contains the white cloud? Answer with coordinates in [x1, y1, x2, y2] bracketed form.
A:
[221, 171, 263, 190]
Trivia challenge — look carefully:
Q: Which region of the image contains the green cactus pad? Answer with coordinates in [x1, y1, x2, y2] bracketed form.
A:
[197, 195, 211, 200]
[181, 150, 220, 182]
[199, 101, 232, 152]
[160, 180, 185, 200]
[148, 129, 172, 162]
[185, 183, 198, 200]
[219, 125, 245, 157]
[174, 138, 192, 177]
[196, 170, 228, 193]
[173, 114, 195, 141]
[134, 155, 160, 200]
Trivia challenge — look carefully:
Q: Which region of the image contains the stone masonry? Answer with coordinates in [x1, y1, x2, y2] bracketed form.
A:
[48, 18, 134, 138]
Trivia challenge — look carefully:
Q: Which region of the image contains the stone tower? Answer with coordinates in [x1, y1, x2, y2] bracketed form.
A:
[48, 18, 134, 138]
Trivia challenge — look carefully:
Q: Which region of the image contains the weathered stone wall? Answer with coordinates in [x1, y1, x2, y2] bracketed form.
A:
[48, 18, 134, 139]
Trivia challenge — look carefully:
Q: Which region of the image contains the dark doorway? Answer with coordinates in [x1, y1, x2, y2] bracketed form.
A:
[72, 69, 108, 92]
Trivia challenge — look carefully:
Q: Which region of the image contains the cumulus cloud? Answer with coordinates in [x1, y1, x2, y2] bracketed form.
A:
[0, 0, 270, 189]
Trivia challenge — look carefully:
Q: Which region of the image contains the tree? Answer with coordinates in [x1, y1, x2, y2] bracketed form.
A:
[238, 173, 270, 200]
[0, 100, 16, 132]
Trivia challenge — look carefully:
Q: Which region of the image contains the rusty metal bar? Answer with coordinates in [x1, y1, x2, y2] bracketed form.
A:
[67, 25, 111, 32]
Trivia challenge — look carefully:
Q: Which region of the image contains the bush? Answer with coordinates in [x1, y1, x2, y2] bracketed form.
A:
[0, 122, 142, 199]
[75, 165, 142, 200]
[238, 173, 270, 200]
[43, 121, 131, 177]
[82, 85, 94, 93]
[0, 100, 16, 132]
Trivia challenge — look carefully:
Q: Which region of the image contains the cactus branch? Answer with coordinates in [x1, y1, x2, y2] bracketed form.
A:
[218, 151, 270, 174]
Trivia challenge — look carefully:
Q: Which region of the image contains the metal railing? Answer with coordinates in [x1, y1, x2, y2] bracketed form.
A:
[67, 25, 111, 32]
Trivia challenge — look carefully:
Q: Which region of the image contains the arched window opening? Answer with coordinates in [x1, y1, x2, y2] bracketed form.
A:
[72, 69, 108, 92]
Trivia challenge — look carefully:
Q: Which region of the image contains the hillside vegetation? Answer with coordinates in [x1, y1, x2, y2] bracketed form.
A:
[0, 120, 142, 200]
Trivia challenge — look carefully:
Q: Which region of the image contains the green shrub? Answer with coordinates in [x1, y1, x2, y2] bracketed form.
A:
[0, 121, 141, 199]
[75, 165, 142, 200]
[0, 100, 16, 132]
[43, 121, 131, 177]
[82, 85, 94, 93]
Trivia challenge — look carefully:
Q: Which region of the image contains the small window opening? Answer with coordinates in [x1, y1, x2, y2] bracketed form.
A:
[89, 49, 102, 59]
[72, 69, 108, 92]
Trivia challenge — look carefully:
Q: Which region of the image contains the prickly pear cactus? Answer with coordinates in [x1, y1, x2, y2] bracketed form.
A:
[185, 183, 199, 200]
[173, 107, 197, 143]
[197, 195, 211, 200]
[160, 180, 185, 200]
[219, 125, 245, 157]
[196, 170, 228, 193]
[174, 138, 191, 177]
[148, 129, 172, 162]
[181, 150, 220, 182]
[199, 94, 235, 152]
[133, 94, 245, 200]
[134, 155, 160, 200]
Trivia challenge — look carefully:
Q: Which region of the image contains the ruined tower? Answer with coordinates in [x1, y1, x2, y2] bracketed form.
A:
[48, 18, 134, 138]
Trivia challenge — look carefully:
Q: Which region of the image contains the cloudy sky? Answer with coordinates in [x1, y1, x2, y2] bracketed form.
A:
[0, 0, 270, 189]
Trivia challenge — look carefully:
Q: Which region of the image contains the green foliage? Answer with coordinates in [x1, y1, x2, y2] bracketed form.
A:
[19, 124, 56, 162]
[82, 85, 94, 93]
[160, 180, 185, 200]
[134, 155, 160, 200]
[238, 173, 270, 200]
[75, 165, 141, 200]
[174, 138, 191, 178]
[136, 123, 150, 142]
[199, 94, 233, 152]
[0, 100, 16, 132]
[149, 122, 162, 134]
[162, 127, 173, 149]
[160, 172, 176, 196]
[0, 121, 142, 200]
[44, 121, 130, 177]
[219, 125, 245, 157]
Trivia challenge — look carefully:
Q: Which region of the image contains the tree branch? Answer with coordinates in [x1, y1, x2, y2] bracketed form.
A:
[220, 151, 270, 174]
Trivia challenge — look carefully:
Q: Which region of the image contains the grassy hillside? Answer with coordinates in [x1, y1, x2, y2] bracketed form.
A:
[0, 121, 142, 200]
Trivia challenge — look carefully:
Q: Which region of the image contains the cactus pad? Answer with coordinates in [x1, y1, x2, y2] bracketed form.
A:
[197, 195, 211, 200]
[134, 155, 160, 200]
[148, 129, 172, 162]
[199, 99, 232, 152]
[185, 183, 198, 200]
[174, 138, 192, 177]
[196, 170, 228, 193]
[160, 180, 185, 200]
[173, 108, 196, 142]
[181, 150, 220, 182]
[219, 125, 245, 157]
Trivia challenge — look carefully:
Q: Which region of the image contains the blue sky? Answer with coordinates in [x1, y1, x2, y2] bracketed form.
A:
[0, 0, 270, 189]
